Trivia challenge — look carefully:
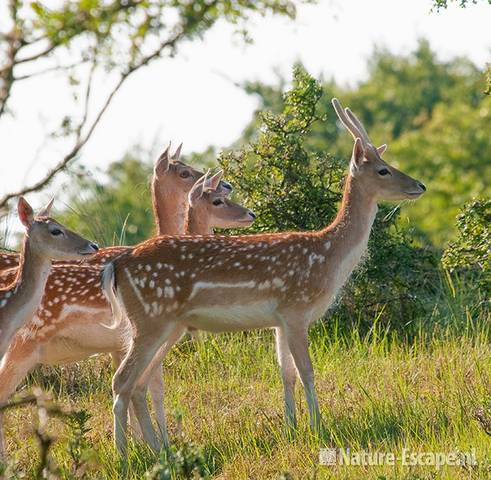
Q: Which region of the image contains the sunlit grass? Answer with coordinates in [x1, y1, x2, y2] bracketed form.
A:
[2, 292, 490, 479]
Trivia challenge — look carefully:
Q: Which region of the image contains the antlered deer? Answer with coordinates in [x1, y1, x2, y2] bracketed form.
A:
[102, 99, 426, 455]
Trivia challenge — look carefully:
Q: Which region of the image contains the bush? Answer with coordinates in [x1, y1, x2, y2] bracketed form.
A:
[220, 66, 438, 334]
[145, 442, 208, 480]
[442, 199, 491, 293]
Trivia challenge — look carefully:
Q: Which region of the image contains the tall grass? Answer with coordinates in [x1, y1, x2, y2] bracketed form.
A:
[1, 274, 490, 479]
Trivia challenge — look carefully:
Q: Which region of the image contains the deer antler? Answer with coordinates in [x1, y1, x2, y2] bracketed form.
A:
[345, 108, 371, 145]
[331, 98, 370, 146]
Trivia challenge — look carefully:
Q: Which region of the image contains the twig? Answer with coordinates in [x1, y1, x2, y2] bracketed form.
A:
[0, 388, 72, 478]
[13, 42, 56, 67]
[14, 60, 88, 81]
[0, 3, 20, 118]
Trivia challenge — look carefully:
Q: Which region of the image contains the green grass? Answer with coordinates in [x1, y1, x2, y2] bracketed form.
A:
[2, 289, 491, 479]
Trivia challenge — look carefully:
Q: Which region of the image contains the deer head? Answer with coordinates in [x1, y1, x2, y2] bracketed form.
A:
[332, 99, 426, 201]
[188, 171, 256, 230]
[152, 143, 234, 235]
[18, 197, 99, 261]
[153, 143, 232, 197]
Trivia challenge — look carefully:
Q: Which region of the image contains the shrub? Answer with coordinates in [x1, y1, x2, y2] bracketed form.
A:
[145, 442, 208, 480]
[442, 199, 491, 293]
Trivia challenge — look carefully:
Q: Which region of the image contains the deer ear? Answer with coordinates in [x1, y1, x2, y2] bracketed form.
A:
[154, 143, 171, 175]
[171, 143, 183, 161]
[377, 144, 387, 155]
[351, 137, 365, 172]
[18, 197, 34, 227]
[188, 173, 207, 207]
[205, 170, 223, 192]
[37, 197, 54, 218]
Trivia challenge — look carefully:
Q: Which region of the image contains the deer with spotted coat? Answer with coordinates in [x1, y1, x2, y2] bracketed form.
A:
[102, 98, 427, 455]
[0, 165, 254, 457]
[0, 197, 98, 360]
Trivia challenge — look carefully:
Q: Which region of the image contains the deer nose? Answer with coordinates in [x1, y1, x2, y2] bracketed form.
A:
[89, 242, 99, 252]
[417, 182, 426, 192]
[248, 211, 256, 219]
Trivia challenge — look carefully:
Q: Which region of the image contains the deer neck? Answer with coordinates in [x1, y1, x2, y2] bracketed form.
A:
[12, 237, 51, 300]
[0, 236, 52, 335]
[185, 208, 213, 235]
[322, 173, 378, 245]
[311, 174, 378, 297]
[152, 180, 188, 235]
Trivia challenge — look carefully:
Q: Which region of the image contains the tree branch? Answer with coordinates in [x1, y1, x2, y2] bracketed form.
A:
[0, 25, 188, 211]
[14, 60, 88, 81]
[13, 42, 56, 67]
[0, 2, 21, 118]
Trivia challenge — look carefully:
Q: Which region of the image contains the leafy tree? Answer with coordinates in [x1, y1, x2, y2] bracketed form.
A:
[221, 66, 344, 233]
[390, 99, 491, 244]
[0, 0, 303, 212]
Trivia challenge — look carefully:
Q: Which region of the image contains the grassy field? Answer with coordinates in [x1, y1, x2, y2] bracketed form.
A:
[1, 284, 490, 479]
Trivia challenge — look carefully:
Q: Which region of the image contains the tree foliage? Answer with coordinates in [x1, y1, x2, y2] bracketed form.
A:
[220, 66, 344, 233]
[432, 0, 489, 10]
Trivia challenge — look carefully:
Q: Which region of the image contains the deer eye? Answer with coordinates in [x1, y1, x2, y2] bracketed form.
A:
[378, 168, 390, 176]
[50, 228, 63, 236]
[180, 170, 190, 178]
[212, 199, 224, 206]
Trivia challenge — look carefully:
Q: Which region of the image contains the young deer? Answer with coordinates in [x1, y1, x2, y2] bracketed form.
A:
[102, 98, 427, 455]
[0, 197, 98, 360]
[0, 173, 254, 457]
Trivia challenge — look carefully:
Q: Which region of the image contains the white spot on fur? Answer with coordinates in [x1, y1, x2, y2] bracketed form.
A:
[164, 286, 174, 299]
[188, 281, 256, 300]
[272, 278, 284, 288]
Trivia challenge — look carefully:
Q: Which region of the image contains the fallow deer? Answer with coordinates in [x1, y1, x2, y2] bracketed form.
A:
[0, 197, 98, 360]
[102, 98, 427, 455]
[0, 172, 254, 457]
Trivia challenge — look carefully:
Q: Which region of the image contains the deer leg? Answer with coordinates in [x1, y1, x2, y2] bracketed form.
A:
[275, 326, 297, 429]
[112, 321, 177, 456]
[0, 342, 39, 459]
[283, 323, 322, 432]
[129, 386, 161, 452]
[111, 351, 142, 439]
[133, 325, 186, 448]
